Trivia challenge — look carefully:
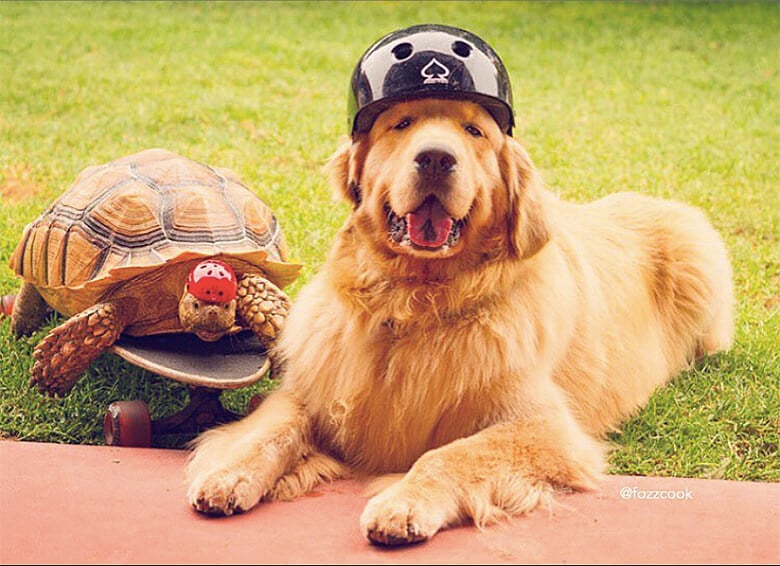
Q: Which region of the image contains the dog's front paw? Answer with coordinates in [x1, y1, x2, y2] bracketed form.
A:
[360, 483, 448, 546]
[187, 469, 266, 516]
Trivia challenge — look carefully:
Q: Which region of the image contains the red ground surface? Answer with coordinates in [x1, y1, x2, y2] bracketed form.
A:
[1, 440, 778, 565]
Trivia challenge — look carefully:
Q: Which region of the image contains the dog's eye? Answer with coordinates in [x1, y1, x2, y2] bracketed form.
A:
[394, 118, 413, 131]
[464, 124, 483, 137]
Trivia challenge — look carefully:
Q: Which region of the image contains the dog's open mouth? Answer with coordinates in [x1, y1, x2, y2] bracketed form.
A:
[387, 196, 465, 251]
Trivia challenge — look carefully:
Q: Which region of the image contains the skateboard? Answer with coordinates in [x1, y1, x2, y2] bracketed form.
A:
[4, 293, 269, 447]
[105, 330, 269, 447]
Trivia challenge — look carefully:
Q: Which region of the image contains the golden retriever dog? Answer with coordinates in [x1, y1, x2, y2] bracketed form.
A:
[186, 97, 734, 545]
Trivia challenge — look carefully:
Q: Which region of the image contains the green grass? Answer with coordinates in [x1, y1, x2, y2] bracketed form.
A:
[0, 1, 777, 479]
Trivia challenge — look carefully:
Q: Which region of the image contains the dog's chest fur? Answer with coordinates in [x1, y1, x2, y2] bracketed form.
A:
[325, 317, 520, 472]
[280, 271, 535, 473]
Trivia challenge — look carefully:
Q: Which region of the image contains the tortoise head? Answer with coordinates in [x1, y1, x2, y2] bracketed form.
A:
[178, 259, 238, 342]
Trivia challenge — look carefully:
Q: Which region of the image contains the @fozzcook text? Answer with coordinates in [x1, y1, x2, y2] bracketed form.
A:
[619, 486, 694, 500]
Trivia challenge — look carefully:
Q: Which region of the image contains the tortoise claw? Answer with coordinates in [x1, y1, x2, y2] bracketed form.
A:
[30, 363, 76, 398]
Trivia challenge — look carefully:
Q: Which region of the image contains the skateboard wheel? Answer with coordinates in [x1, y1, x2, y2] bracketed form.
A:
[247, 394, 265, 414]
[1, 294, 15, 317]
[104, 401, 152, 447]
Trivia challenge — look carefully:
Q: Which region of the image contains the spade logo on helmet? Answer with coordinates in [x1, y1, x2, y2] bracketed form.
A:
[421, 58, 450, 84]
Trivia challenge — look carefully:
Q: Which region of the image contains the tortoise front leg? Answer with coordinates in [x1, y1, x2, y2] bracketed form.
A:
[236, 275, 290, 378]
[11, 282, 52, 337]
[31, 299, 136, 397]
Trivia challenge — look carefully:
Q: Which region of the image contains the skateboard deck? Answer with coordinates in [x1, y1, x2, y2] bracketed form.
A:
[110, 330, 270, 389]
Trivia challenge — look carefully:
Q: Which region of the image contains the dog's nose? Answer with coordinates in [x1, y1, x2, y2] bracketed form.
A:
[415, 145, 457, 180]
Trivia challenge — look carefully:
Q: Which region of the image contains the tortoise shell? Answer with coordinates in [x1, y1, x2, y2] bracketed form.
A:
[9, 149, 301, 334]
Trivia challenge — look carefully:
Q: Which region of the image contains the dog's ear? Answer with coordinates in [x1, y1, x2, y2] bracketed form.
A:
[501, 137, 550, 259]
[324, 136, 366, 209]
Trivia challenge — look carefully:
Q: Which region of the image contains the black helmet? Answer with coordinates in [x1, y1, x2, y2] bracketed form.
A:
[348, 24, 514, 136]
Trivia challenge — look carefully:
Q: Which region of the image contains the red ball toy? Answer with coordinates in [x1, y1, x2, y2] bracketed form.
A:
[187, 260, 237, 303]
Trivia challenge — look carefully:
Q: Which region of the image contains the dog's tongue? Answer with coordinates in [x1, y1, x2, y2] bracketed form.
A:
[406, 198, 453, 248]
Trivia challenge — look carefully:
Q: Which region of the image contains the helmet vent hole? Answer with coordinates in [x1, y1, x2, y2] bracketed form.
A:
[452, 41, 472, 58]
[391, 42, 413, 60]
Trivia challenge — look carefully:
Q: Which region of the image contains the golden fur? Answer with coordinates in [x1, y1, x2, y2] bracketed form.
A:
[186, 98, 734, 545]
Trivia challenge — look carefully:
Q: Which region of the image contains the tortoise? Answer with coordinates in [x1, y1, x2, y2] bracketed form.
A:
[9, 148, 301, 397]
